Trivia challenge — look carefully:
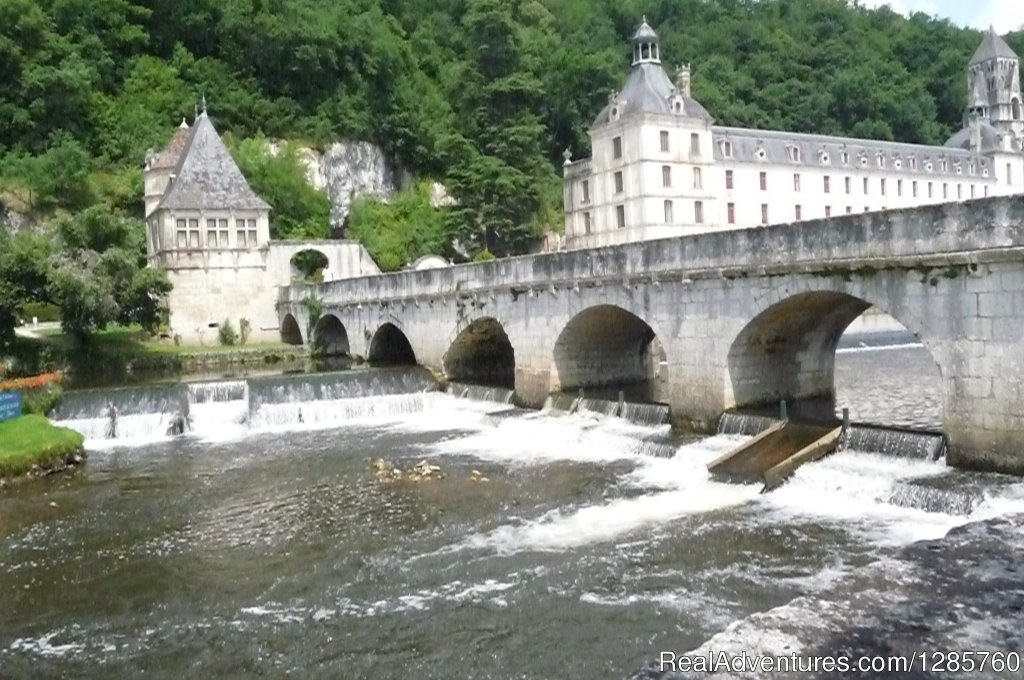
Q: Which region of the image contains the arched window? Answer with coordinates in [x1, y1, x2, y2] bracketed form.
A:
[1013, 98, 1022, 120]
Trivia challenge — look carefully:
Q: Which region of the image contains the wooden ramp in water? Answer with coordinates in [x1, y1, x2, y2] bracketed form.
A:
[707, 420, 843, 491]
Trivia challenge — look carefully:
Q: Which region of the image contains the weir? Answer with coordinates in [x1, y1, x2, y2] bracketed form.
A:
[542, 391, 671, 427]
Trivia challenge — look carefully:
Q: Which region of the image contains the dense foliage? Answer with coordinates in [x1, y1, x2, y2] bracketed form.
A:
[1, 0, 1022, 318]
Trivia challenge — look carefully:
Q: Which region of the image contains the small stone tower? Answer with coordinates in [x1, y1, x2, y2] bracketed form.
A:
[966, 27, 1023, 139]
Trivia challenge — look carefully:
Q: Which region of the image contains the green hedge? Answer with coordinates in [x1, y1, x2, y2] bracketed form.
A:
[17, 302, 61, 323]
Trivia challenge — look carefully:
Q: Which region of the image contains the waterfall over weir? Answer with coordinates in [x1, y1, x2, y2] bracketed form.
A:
[541, 393, 671, 427]
[53, 368, 442, 444]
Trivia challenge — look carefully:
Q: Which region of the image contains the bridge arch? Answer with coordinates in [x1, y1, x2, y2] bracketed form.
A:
[290, 248, 330, 282]
[368, 323, 416, 365]
[726, 290, 943, 424]
[553, 305, 666, 402]
[312, 314, 350, 356]
[443, 318, 515, 389]
[280, 313, 303, 345]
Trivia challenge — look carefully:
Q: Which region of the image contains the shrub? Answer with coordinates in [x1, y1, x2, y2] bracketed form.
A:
[473, 249, 496, 263]
[239, 318, 252, 345]
[218, 319, 238, 346]
[21, 384, 62, 416]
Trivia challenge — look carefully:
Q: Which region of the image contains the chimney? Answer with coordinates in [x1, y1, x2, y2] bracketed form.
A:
[676, 64, 691, 97]
[969, 113, 981, 151]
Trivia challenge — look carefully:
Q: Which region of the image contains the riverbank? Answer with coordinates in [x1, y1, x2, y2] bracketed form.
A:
[631, 511, 1024, 679]
[0, 415, 86, 486]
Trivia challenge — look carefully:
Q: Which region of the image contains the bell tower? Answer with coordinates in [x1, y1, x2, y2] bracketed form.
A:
[966, 27, 1022, 138]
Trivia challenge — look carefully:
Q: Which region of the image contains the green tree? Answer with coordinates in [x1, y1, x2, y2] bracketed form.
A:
[347, 181, 447, 271]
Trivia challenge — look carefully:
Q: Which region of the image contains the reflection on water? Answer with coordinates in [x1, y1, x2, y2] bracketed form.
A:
[1, 343, 1021, 678]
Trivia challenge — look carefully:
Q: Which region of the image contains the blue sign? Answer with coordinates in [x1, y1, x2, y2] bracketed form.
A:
[0, 391, 22, 422]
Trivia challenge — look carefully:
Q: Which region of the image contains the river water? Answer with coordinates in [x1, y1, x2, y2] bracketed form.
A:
[2, 339, 1023, 678]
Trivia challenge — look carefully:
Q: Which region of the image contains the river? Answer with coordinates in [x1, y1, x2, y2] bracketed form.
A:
[1, 337, 1023, 678]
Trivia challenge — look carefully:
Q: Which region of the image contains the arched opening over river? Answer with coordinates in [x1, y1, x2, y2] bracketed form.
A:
[443, 318, 515, 389]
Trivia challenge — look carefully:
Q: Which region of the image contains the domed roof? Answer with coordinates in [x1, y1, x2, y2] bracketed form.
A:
[592, 63, 712, 129]
[633, 17, 659, 43]
[945, 120, 1004, 152]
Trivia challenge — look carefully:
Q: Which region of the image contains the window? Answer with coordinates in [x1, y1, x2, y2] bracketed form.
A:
[583, 212, 592, 234]
[824, 176, 831, 194]
[692, 167, 702, 190]
[940, 160, 947, 172]
[614, 171, 624, 193]
[759, 172, 767, 191]
[722, 140, 733, 158]
[727, 202, 736, 224]
[761, 203, 769, 224]
[825, 206, 832, 218]
[188, 219, 199, 248]
[943, 182, 948, 199]
[841, 151, 849, 164]
[694, 200, 704, 224]
[909, 157, 917, 170]
[845, 177, 851, 194]
[690, 133, 700, 155]
[897, 179, 903, 197]
[928, 181, 934, 198]
[616, 205, 626, 228]
[795, 204, 802, 220]
[793, 173, 801, 192]
[662, 165, 672, 187]
[985, 185, 989, 197]
[880, 178, 886, 196]
[206, 219, 217, 247]
[863, 177, 869, 194]
[788, 146, 801, 162]
[912, 180, 918, 198]
[660, 131, 669, 152]
[1008, 163, 1013, 184]
[878, 153, 886, 168]
[725, 169, 734, 190]
[176, 218, 187, 249]
[581, 180, 590, 203]
[613, 137, 622, 159]
[247, 219, 257, 246]
[236, 218, 247, 248]
[957, 184, 962, 200]
[664, 200, 674, 224]
[846, 206, 852, 214]
[971, 184, 976, 199]
[219, 219, 229, 247]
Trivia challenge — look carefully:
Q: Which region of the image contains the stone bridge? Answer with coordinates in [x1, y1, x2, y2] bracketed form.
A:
[278, 196, 1024, 475]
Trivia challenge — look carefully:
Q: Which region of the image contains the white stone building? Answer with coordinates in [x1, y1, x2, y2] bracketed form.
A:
[144, 109, 379, 344]
[562, 21, 1024, 249]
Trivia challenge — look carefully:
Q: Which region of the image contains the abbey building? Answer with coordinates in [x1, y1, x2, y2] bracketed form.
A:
[562, 21, 1024, 249]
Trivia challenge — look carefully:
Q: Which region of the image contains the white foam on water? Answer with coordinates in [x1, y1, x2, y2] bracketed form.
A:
[61, 413, 177, 449]
[429, 410, 675, 467]
[8, 630, 86, 658]
[759, 450, 969, 544]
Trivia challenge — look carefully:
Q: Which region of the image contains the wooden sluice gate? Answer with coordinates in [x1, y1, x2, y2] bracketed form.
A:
[708, 416, 844, 492]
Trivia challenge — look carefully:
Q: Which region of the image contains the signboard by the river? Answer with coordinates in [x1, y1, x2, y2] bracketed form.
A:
[0, 391, 22, 422]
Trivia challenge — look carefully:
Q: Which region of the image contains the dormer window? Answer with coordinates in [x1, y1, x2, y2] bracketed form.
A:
[860, 154, 868, 167]
[940, 159, 948, 172]
[756, 145, 766, 161]
[819, 151, 830, 164]
[926, 161, 933, 172]
[788, 145, 801, 162]
[909, 157, 917, 170]
[877, 153, 885, 168]
[894, 159, 902, 170]
[721, 140, 733, 158]
[672, 100, 683, 114]
[840, 151, 849, 165]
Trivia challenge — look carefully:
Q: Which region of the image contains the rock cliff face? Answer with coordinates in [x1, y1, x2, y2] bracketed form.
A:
[270, 140, 452, 233]
[0, 204, 30, 233]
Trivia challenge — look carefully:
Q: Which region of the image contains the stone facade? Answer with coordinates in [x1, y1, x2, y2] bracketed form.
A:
[279, 195, 1024, 476]
[144, 112, 380, 343]
[561, 22, 1024, 250]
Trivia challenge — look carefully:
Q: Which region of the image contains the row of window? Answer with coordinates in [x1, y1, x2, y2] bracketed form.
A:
[718, 139, 994, 176]
[174, 218, 259, 250]
[613, 131, 702, 160]
[743, 170, 993, 199]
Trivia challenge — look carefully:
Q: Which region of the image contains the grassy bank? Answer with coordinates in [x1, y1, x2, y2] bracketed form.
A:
[0, 415, 85, 479]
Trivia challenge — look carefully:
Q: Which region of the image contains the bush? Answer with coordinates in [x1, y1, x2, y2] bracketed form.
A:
[21, 384, 62, 416]
[239, 318, 252, 345]
[473, 249, 496, 263]
[218, 318, 238, 346]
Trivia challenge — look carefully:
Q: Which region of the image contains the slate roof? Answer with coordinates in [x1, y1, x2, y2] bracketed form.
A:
[157, 112, 271, 212]
[593, 62, 713, 128]
[711, 126, 991, 178]
[148, 119, 192, 170]
[633, 18, 659, 43]
[971, 28, 1018, 65]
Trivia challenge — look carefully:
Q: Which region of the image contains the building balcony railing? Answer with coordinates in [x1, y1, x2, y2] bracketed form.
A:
[564, 158, 592, 178]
